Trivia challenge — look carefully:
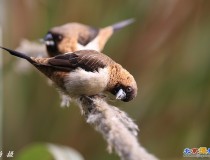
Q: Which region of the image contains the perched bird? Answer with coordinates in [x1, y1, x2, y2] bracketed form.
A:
[43, 18, 135, 57]
[0, 47, 137, 103]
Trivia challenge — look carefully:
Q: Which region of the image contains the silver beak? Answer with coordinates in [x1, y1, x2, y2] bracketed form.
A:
[43, 33, 55, 46]
[116, 89, 126, 100]
[44, 40, 55, 46]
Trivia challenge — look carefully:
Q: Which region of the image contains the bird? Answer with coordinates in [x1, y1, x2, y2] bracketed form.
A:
[43, 18, 135, 57]
[0, 47, 137, 103]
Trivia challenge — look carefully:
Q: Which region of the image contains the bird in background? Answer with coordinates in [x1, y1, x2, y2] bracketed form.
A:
[43, 18, 135, 57]
[15, 18, 134, 72]
[1, 47, 137, 106]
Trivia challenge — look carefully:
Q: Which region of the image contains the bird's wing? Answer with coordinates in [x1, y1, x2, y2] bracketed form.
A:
[77, 27, 99, 46]
[48, 50, 112, 72]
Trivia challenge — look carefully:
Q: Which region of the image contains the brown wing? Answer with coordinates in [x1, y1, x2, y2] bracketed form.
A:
[77, 27, 99, 46]
[48, 50, 112, 72]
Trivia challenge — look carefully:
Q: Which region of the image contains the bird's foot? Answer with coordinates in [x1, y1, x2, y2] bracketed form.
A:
[60, 94, 71, 107]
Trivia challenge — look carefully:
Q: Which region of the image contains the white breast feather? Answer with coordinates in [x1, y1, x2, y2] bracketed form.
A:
[77, 37, 100, 51]
[64, 67, 109, 97]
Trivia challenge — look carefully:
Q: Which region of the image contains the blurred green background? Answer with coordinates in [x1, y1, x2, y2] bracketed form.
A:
[1, 0, 210, 159]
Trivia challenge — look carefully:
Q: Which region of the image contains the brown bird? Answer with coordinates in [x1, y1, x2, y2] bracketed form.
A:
[43, 18, 135, 57]
[0, 47, 137, 103]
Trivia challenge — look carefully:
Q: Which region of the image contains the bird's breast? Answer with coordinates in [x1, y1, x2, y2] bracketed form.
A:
[76, 37, 100, 51]
[64, 67, 109, 97]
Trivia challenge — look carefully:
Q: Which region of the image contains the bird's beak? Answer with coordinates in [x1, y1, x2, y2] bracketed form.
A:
[116, 89, 126, 100]
[42, 33, 55, 46]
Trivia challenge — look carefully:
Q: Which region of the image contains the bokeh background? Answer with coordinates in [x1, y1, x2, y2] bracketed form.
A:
[1, 0, 210, 159]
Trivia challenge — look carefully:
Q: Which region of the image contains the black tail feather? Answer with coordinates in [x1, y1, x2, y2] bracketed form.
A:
[0, 46, 35, 64]
[0, 46, 75, 72]
[112, 18, 135, 32]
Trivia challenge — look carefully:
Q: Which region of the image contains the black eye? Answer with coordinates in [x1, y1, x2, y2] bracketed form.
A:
[53, 34, 63, 42]
[126, 86, 132, 93]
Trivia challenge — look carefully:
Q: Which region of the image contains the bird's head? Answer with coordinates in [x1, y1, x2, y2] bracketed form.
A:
[110, 68, 137, 102]
[43, 23, 79, 57]
[43, 23, 97, 57]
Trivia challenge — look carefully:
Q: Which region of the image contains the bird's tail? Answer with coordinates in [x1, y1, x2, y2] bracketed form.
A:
[0, 46, 35, 64]
[111, 18, 135, 32]
[98, 18, 135, 50]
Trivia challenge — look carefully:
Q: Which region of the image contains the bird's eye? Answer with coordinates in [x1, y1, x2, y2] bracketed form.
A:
[126, 86, 132, 93]
[53, 34, 63, 42]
